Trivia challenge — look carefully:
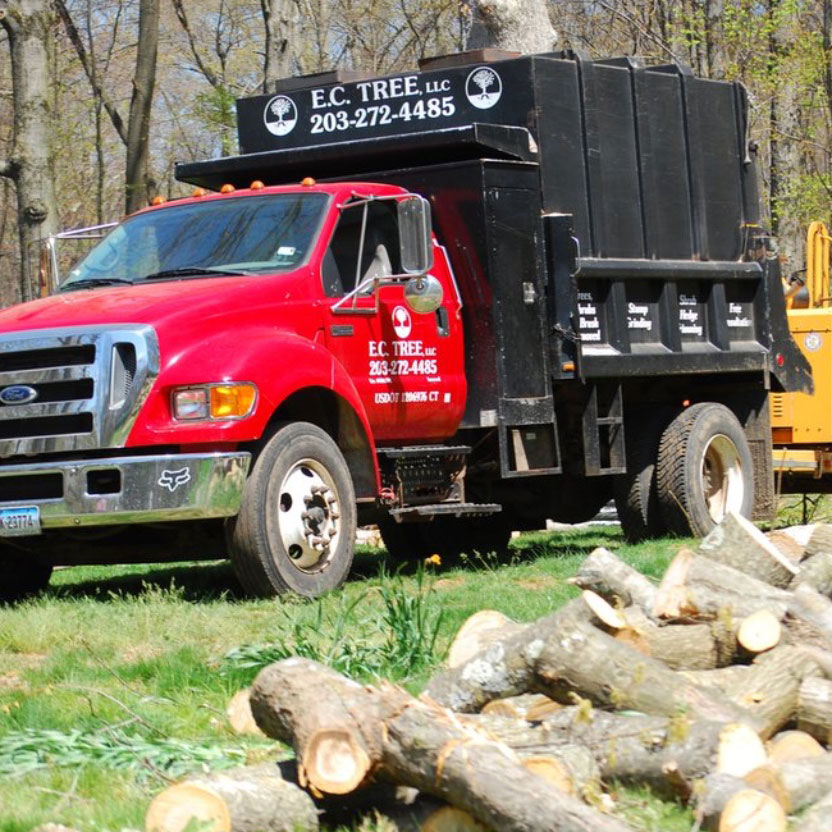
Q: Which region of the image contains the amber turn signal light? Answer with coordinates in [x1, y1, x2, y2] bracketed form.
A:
[210, 384, 257, 419]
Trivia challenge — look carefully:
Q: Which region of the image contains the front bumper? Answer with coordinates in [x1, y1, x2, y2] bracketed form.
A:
[0, 452, 250, 530]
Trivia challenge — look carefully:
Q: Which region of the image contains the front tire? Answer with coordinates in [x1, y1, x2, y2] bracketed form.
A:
[655, 403, 754, 537]
[230, 422, 356, 598]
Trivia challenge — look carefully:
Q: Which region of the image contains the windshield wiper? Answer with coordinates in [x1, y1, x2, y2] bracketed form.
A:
[139, 266, 253, 280]
[60, 277, 134, 292]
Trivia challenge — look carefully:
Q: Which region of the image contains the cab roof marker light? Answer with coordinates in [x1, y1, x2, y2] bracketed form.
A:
[301, 177, 316, 187]
[150, 195, 166, 206]
[220, 184, 235, 194]
[192, 187, 206, 197]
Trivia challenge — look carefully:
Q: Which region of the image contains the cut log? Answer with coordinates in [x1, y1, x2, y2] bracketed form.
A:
[798, 645, 832, 679]
[480, 693, 560, 720]
[792, 787, 832, 832]
[695, 774, 786, 832]
[697, 511, 798, 588]
[145, 763, 319, 832]
[797, 676, 832, 745]
[518, 744, 600, 800]
[446, 610, 524, 669]
[737, 610, 781, 655]
[790, 551, 832, 595]
[680, 666, 752, 692]
[252, 658, 632, 832]
[767, 730, 825, 764]
[726, 646, 821, 738]
[745, 754, 832, 813]
[580, 590, 626, 630]
[463, 709, 766, 788]
[654, 552, 791, 621]
[569, 547, 656, 612]
[787, 583, 832, 649]
[621, 606, 735, 670]
[804, 524, 832, 558]
[766, 529, 808, 564]
[226, 688, 264, 737]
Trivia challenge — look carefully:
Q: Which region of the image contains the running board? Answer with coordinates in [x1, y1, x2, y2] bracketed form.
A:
[388, 503, 501, 521]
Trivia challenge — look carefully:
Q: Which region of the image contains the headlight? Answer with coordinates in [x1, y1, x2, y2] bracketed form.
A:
[172, 383, 257, 421]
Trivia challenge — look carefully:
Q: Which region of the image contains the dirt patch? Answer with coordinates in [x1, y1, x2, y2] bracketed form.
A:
[513, 577, 557, 591]
[434, 578, 464, 591]
[121, 644, 163, 663]
[0, 671, 26, 691]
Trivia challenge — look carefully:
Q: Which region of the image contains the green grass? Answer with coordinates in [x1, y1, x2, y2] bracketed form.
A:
[0, 527, 692, 831]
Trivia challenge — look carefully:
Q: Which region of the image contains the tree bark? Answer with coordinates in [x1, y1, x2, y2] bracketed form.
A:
[787, 583, 832, 649]
[124, 0, 158, 213]
[251, 659, 633, 832]
[261, 0, 298, 92]
[145, 763, 320, 832]
[0, 0, 58, 302]
[791, 551, 832, 595]
[793, 787, 832, 832]
[797, 676, 832, 745]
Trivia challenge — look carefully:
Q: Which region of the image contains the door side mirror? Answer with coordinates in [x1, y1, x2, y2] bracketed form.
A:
[398, 196, 434, 275]
[404, 274, 443, 314]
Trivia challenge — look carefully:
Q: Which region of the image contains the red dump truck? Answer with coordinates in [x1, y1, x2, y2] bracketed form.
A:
[0, 50, 810, 601]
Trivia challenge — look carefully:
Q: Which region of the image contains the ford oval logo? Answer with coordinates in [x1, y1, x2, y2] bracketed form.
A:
[0, 385, 38, 405]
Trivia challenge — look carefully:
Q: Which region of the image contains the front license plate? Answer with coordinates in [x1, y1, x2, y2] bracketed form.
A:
[0, 506, 41, 536]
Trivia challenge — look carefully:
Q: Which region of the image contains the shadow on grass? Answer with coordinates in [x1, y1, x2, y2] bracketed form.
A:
[43, 526, 624, 603]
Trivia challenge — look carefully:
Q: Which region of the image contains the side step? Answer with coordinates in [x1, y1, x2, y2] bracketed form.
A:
[389, 503, 501, 521]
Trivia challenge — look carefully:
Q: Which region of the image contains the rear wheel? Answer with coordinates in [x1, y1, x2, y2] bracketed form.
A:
[655, 403, 753, 537]
[0, 549, 52, 604]
[229, 422, 356, 598]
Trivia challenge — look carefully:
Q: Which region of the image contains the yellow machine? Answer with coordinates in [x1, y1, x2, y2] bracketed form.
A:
[771, 221, 832, 487]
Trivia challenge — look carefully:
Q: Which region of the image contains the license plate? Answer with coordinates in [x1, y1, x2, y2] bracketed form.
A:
[0, 506, 41, 536]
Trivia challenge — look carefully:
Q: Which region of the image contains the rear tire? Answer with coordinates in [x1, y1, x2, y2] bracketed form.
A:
[229, 422, 356, 598]
[614, 411, 669, 542]
[0, 550, 52, 604]
[655, 403, 754, 538]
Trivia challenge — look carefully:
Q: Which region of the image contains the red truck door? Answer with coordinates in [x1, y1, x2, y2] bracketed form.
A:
[319, 198, 465, 442]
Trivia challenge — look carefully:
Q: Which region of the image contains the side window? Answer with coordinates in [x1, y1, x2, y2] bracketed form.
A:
[322, 201, 401, 298]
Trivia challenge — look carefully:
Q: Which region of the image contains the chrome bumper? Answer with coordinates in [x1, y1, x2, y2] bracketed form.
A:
[0, 452, 250, 529]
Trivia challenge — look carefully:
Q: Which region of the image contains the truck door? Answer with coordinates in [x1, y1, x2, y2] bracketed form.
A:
[320, 198, 465, 443]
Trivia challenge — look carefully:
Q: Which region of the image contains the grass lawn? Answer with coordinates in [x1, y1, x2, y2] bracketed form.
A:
[0, 526, 697, 832]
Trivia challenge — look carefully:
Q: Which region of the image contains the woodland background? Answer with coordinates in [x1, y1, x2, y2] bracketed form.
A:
[0, 0, 831, 306]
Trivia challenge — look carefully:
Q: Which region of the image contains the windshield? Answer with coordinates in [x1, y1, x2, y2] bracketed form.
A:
[61, 192, 328, 289]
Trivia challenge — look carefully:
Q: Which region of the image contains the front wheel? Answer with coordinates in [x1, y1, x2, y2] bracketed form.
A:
[655, 403, 754, 537]
[229, 422, 356, 598]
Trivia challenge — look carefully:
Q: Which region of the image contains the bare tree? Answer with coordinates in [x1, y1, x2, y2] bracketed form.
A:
[466, 0, 557, 53]
[261, 0, 298, 91]
[0, 0, 58, 302]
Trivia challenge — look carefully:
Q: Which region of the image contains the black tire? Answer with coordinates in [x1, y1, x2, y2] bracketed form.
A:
[229, 422, 356, 598]
[655, 403, 754, 538]
[377, 517, 434, 562]
[0, 550, 52, 604]
[614, 411, 670, 542]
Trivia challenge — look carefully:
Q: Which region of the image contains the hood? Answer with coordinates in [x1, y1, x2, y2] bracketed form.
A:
[0, 274, 304, 336]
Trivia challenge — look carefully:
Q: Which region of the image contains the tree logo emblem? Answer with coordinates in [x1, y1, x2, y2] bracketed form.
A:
[392, 305, 412, 339]
[465, 67, 502, 110]
[264, 95, 298, 136]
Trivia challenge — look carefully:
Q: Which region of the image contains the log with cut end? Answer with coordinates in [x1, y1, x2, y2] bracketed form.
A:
[226, 688, 264, 736]
[480, 693, 560, 720]
[518, 744, 600, 800]
[804, 524, 832, 558]
[726, 646, 820, 738]
[251, 658, 633, 832]
[462, 708, 766, 789]
[766, 529, 807, 564]
[793, 787, 832, 832]
[694, 774, 787, 832]
[680, 665, 752, 693]
[569, 547, 656, 611]
[697, 511, 798, 588]
[620, 606, 735, 670]
[653, 552, 791, 620]
[145, 763, 319, 832]
[580, 590, 627, 630]
[797, 675, 832, 745]
[767, 730, 825, 764]
[446, 610, 524, 669]
[745, 754, 832, 813]
[737, 609, 781, 655]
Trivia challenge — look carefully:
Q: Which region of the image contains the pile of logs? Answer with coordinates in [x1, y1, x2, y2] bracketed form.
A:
[145, 511, 832, 832]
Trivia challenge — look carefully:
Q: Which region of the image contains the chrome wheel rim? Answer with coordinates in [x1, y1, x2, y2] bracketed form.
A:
[277, 458, 340, 572]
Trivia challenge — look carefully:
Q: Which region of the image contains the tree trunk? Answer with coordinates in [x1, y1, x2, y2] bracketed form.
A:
[261, 0, 298, 92]
[0, 0, 58, 303]
[124, 0, 159, 213]
[466, 0, 557, 53]
[251, 659, 633, 832]
[145, 763, 320, 832]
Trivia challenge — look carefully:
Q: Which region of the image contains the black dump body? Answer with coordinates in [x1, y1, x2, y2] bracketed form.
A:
[177, 51, 811, 442]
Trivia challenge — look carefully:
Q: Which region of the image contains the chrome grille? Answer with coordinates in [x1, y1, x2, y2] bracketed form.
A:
[0, 326, 158, 457]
